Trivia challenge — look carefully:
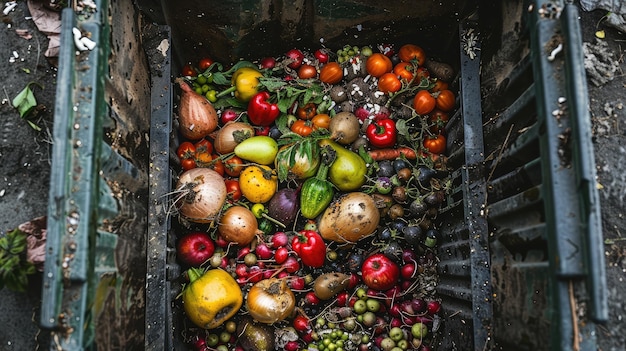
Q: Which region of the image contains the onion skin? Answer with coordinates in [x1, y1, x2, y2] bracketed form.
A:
[318, 192, 380, 243]
[246, 278, 296, 324]
[214, 121, 255, 154]
[176, 168, 227, 223]
[218, 206, 263, 246]
[176, 78, 218, 140]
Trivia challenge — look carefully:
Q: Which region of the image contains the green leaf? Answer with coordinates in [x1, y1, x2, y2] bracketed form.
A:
[277, 94, 298, 114]
[211, 72, 230, 86]
[12, 84, 37, 118]
[274, 114, 291, 135]
[396, 119, 410, 139]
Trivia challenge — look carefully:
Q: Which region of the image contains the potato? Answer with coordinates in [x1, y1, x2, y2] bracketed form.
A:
[313, 272, 351, 300]
[424, 59, 455, 83]
[319, 192, 380, 243]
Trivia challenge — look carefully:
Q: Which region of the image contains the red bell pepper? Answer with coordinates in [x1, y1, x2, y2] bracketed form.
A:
[291, 230, 326, 268]
[366, 118, 397, 148]
[247, 91, 280, 126]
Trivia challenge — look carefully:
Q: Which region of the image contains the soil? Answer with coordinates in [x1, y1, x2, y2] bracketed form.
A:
[0, 1, 624, 350]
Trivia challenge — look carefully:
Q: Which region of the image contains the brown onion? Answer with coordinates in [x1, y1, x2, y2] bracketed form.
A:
[246, 278, 296, 324]
[329, 112, 360, 145]
[213, 121, 255, 154]
[176, 78, 218, 140]
[175, 168, 227, 223]
[218, 206, 262, 246]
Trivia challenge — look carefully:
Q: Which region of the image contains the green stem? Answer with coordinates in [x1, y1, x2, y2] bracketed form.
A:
[216, 85, 237, 98]
[261, 213, 286, 228]
[187, 267, 203, 283]
[316, 146, 336, 180]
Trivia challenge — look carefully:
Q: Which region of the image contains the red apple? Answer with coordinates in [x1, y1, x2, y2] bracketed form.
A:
[361, 253, 400, 291]
[176, 231, 215, 267]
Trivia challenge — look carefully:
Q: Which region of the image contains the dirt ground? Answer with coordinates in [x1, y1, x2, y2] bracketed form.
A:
[0, 1, 624, 350]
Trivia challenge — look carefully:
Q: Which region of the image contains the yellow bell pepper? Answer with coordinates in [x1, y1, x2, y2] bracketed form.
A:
[231, 67, 263, 102]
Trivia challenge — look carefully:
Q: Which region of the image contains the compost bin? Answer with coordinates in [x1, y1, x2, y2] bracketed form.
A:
[40, 0, 607, 350]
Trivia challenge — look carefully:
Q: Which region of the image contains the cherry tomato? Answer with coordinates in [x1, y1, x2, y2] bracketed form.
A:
[423, 134, 446, 154]
[378, 72, 402, 94]
[285, 49, 305, 69]
[319, 62, 343, 84]
[429, 109, 449, 134]
[224, 179, 242, 202]
[224, 155, 245, 177]
[296, 102, 317, 120]
[194, 139, 213, 166]
[198, 57, 214, 71]
[290, 119, 314, 136]
[311, 113, 331, 130]
[181, 158, 196, 171]
[393, 62, 414, 81]
[181, 64, 196, 77]
[298, 64, 318, 79]
[194, 138, 213, 155]
[413, 90, 436, 115]
[314, 49, 329, 64]
[435, 89, 456, 112]
[430, 79, 449, 92]
[398, 44, 427, 66]
[255, 126, 271, 136]
[177, 141, 196, 160]
[366, 53, 393, 77]
[209, 154, 225, 176]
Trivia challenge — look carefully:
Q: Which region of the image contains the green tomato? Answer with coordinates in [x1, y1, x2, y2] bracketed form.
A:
[389, 327, 404, 342]
[411, 322, 429, 339]
[206, 90, 217, 103]
[234, 136, 278, 165]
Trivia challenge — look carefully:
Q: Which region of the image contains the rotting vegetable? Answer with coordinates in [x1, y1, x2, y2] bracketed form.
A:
[173, 42, 456, 351]
[182, 268, 243, 329]
[174, 168, 227, 224]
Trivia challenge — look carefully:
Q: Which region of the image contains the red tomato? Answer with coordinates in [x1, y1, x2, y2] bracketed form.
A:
[298, 64, 318, 79]
[319, 62, 343, 84]
[413, 90, 436, 115]
[224, 179, 242, 202]
[181, 158, 196, 171]
[435, 89, 456, 112]
[366, 53, 393, 77]
[290, 119, 314, 137]
[430, 80, 449, 92]
[194, 138, 213, 155]
[398, 44, 427, 66]
[314, 49, 329, 64]
[224, 155, 245, 177]
[296, 102, 317, 120]
[181, 64, 196, 77]
[423, 134, 447, 154]
[198, 57, 214, 71]
[393, 62, 414, 81]
[209, 154, 225, 176]
[177, 141, 196, 160]
[429, 109, 449, 133]
[377, 73, 402, 93]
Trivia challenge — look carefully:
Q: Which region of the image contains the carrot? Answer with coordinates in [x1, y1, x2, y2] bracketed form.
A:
[368, 147, 417, 161]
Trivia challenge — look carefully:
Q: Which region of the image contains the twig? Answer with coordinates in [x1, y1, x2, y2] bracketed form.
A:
[486, 124, 514, 183]
[34, 35, 41, 76]
[569, 280, 580, 351]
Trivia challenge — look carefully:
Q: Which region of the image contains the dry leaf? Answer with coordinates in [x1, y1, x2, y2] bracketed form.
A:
[17, 216, 47, 272]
